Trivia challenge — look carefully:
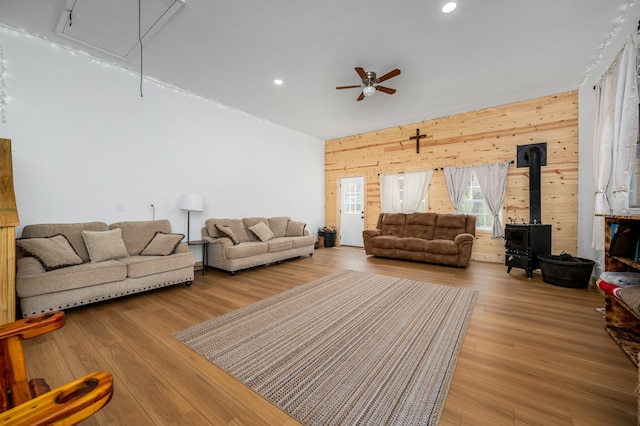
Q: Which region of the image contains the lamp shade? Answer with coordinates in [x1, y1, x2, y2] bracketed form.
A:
[179, 193, 204, 212]
[363, 85, 376, 97]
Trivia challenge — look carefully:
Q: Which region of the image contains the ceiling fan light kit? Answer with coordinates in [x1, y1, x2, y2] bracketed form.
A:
[336, 67, 401, 101]
[363, 86, 376, 97]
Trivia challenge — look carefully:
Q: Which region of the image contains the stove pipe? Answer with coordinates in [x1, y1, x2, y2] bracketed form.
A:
[528, 146, 542, 224]
[516, 142, 547, 224]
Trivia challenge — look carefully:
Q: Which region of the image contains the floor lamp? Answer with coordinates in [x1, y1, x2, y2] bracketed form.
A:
[179, 193, 204, 242]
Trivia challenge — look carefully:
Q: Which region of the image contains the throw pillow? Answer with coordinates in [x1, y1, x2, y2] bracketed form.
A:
[249, 221, 275, 242]
[16, 234, 84, 271]
[81, 228, 129, 263]
[140, 232, 184, 256]
[215, 224, 239, 245]
[285, 221, 306, 237]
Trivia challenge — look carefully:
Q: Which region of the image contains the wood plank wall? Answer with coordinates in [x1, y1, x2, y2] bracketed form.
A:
[0, 138, 19, 323]
[324, 91, 578, 263]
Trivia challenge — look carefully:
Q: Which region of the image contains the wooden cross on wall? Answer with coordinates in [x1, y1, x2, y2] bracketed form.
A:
[409, 128, 429, 154]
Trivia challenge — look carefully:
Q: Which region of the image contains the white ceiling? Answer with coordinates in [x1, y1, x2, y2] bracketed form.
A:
[0, 0, 637, 140]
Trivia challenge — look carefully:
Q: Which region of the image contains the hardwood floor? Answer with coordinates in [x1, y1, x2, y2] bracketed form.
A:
[22, 248, 636, 425]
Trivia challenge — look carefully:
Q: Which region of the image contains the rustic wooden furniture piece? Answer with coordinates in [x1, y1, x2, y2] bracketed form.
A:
[0, 311, 113, 425]
[601, 214, 640, 366]
[0, 138, 18, 324]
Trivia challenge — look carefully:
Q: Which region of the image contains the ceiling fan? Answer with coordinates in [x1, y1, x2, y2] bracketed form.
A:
[336, 67, 401, 101]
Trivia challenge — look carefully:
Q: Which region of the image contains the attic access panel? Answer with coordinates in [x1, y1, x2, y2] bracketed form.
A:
[55, 0, 185, 60]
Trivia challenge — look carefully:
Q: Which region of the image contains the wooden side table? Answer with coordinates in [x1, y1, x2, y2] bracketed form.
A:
[187, 240, 208, 276]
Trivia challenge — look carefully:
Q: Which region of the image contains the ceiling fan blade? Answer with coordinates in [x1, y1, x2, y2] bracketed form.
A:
[336, 85, 361, 90]
[356, 92, 365, 101]
[355, 67, 367, 80]
[375, 85, 396, 95]
[377, 69, 401, 83]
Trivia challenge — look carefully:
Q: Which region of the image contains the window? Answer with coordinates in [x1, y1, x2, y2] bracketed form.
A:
[630, 45, 640, 210]
[399, 176, 427, 212]
[342, 180, 363, 214]
[631, 146, 640, 209]
[458, 171, 494, 230]
[630, 98, 640, 209]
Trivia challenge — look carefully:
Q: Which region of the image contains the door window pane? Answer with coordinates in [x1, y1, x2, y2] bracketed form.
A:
[342, 181, 362, 214]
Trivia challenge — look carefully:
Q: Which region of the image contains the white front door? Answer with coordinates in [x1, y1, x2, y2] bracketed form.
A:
[340, 176, 365, 247]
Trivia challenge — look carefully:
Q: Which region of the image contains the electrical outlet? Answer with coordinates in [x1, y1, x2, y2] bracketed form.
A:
[117, 202, 125, 211]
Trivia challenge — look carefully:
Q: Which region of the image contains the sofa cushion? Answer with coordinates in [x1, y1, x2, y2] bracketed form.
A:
[20, 222, 109, 262]
[370, 235, 399, 249]
[285, 221, 306, 237]
[249, 221, 275, 242]
[433, 214, 469, 240]
[404, 213, 437, 240]
[268, 217, 290, 238]
[290, 235, 315, 249]
[16, 259, 127, 297]
[424, 239, 459, 255]
[268, 239, 293, 252]
[396, 237, 428, 252]
[16, 234, 84, 271]
[225, 242, 269, 259]
[119, 252, 195, 278]
[82, 228, 130, 263]
[140, 232, 184, 256]
[206, 219, 251, 243]
[215, 224, 239, 244]
[380, 213, 406, 238]
[110, 220, 172, 255]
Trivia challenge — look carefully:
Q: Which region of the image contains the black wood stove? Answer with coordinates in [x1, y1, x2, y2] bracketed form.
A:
[505, 143, 552, 278]
[505, 223, 551, 278]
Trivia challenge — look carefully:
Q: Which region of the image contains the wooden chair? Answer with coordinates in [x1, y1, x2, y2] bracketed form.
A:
[0, 311, 113, 425]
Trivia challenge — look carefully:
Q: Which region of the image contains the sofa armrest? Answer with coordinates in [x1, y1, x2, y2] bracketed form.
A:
[454, 233, 475, 245]
[16, 257, 46, 276]
[362, 229, 382, 255]
[201, 226, 210, 239]
[363, 229, 382, 238]
[0, 311, 65, 340]
[204, 235, 233, 247]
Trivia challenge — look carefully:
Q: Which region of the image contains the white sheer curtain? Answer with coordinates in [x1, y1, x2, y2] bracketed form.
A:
[444, 166, 472, 213]
[402, 170, 433, 213]
[592, 33, 639, 249]
[380, 173, 400, 213]
[475, 161, 510, 238]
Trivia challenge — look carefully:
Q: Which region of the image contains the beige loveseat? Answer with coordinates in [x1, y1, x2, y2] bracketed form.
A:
[363, 212, 476, 267]
[202, 216, 314, 274]
[16, 220, 195, 317]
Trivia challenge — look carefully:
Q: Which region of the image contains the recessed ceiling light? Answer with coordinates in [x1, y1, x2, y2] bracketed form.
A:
[274, 79, 283, 85]
[442, 2, 457, 13]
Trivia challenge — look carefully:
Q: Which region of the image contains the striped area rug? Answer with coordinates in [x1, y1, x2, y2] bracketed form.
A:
[173, 270, 477, 425]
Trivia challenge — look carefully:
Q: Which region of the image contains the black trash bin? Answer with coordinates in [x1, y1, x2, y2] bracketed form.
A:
[317, 228, 336, 248]
[323, 231, 336, 247]
[537, 253, 595, 288]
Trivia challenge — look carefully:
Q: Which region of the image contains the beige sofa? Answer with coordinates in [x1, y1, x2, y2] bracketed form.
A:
[363, 212, 476, 267]
[16, 220, 195, 317]
[202, 216, 314, 274]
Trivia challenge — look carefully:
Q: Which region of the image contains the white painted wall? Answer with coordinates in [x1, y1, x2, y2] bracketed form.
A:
[0, 28, 325, 249]
[577, 3, 640, 276]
